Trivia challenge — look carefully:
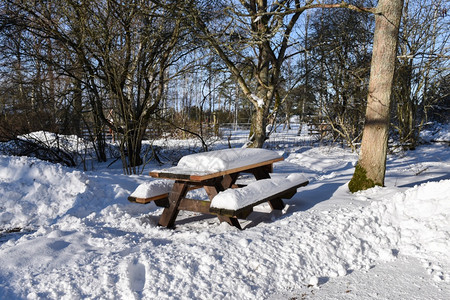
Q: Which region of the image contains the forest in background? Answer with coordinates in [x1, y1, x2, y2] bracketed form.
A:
[0, 0, 448, 174]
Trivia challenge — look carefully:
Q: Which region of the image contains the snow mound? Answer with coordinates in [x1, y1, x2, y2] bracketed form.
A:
[130, 179, 174, 199]
[211, 173, 308, 210]
[177, 148, 281, 172]
[370, 179, 450, 262]
[420, 123, 450, 142]
[0, 156, 87, 228]
[19, 131, 86, 152]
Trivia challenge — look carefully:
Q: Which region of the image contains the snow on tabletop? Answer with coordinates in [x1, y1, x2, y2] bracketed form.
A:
[176, 148, 281, 173]
[210, 173, 308, 210]
[130, 179, 174, 199]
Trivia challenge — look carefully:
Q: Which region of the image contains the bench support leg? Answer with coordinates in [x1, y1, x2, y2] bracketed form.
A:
[204, 176, 243, 229]
[158, 182, 189, 228]
[268, 197, 285, 210]
[252, 167, 286, 211]
[218, 216, 242, 230]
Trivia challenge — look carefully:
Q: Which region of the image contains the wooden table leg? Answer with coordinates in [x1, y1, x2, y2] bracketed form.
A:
[158, 181, 189, 228]
[252, 166, 286, 210]
[217, 215, 242, 230]
[267, 197, 285, 210]
[221, 173, 239, 189]
[204, 177, 242, 229]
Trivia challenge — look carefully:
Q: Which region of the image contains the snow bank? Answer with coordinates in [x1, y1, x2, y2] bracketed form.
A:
[369, 179, 450, 262]
[211, 173, 308, 210]
[176, 148, 281, 173]
[130, 179, 174, 199]
[19, 131, 87, 153]
[420, 123, 450, 142]
[0, 155, 87, 228]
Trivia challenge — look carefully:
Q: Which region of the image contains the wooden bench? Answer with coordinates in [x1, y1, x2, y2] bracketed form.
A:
[127, 179, 173, 205]
[209, 175, 309, 220]
[128, 185, 202, 206]
[128, 193, 169, 206]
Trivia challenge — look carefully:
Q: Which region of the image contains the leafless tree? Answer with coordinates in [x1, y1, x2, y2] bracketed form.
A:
[349, 0, 404, 192]
[2, 0, 187, 174]
[392, 0, 449, 150]
[178, 0, 377, 148]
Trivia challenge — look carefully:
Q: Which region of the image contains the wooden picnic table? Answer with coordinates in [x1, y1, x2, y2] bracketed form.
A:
[134, 148, 308, 229]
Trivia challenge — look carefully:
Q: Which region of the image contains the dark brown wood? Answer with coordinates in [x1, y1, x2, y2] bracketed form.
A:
[221, 173, 239, 189]
[177, 198, 211, 214]
[249, 166, 271, 180]
[235, 207, 253, 219]
[217, 215, 242, 230]
[154, 198, 170, 208]
[128, 193, 168, 204]
[149, 157, 283, 181]
[209, 180, 309, 218]
[128, 185, 201, 205]
[203, 185, 219, 200]
[203, 175, 230, 200]
[148, 171, 192, 180]
[158, 181, 189, 228]
[268, 197, 285, 210]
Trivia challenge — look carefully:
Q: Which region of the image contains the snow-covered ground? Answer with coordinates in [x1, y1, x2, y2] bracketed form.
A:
[0, 124, 449, 299]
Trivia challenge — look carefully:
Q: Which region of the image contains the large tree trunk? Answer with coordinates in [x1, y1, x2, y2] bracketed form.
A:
[250, 106, 267, 148]
[349, 0, 404, 193]
[126, 128, 144, 170]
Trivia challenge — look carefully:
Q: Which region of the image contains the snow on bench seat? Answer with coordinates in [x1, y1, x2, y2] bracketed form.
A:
[210, 173, 309, 216]
[128, 179, 174, 204]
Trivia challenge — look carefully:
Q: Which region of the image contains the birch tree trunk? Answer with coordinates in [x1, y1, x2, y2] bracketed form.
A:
[349, 0, 404, 192]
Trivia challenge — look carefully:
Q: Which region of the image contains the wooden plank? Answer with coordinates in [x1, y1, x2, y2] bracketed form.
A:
[217, 215, 242, 230]
[158, 182, 189, 228]
[221, 173, 239, 189]
[148, 171, 191, 180]
[250, 166, 271, 180]
[154, 198, 170, 208]
[209, 180, 309, 217]
[279, 189, 297, 199]
[203, 185, 219, 200]
[149, 157, 284, 182]
[177, 198, 212, 214]
[268, 197, 285, 210]
[127, 184, 201, 205]
[190, 157, 283, 181]
[235, 206, 253, 219]
[128, 193, 168, 204]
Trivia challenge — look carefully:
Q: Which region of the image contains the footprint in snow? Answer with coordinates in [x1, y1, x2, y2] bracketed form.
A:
[128, 261, 146, 293]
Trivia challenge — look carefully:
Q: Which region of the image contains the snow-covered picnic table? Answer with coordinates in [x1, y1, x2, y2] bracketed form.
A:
[129, 148, 309, 229]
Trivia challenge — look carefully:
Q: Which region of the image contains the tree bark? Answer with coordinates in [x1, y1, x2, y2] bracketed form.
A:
[349, 0, 404, 192]
[250, 106, 267, 148]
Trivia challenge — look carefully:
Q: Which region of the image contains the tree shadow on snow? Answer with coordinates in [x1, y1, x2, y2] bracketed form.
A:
[288, 181, 344, 212]
[396, 173, 450, 188]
